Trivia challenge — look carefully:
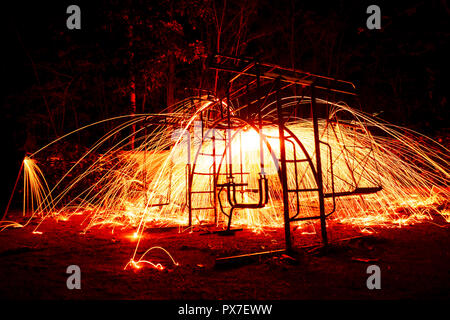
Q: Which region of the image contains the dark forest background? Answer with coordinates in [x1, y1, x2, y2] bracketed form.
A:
[1, 0, 449, 208]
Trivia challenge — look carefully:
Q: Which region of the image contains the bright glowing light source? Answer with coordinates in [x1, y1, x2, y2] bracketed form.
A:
[129, 231, 140, 241]
[22, 157, 53, 220]
[241, 128, 261, 151]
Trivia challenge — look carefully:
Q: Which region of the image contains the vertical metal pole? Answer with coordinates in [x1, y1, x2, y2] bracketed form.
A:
[256, 62, 265, 176]
[212, 134, 218, 225]
[244, 84, 249, 121]
[226, 85, 233, 181]
[226, 84, 234, 230]
[311, 84, 328, 246]
[187, 165, 192, 227]
[239, 132, 244, 202]
[144, 125, 148, 206]
[275, 78, 292, 253]
[187, 100, 193, 227]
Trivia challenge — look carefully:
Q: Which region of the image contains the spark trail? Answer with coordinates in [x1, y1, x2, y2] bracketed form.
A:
[2, 96, 449, 270]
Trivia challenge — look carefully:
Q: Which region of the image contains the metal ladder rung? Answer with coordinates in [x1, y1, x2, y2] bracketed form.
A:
[237, 189, 259, 193]
[213, 172, 250, 177]
[191, 171, 215, 176]
[217, 182, 249, 187]
[287, 188, 319, 193]
[227, 172, 250, 175]
[191, 190, 215, 194]
[203, 137, 227, 142]
[192, 171, 250, 176]
[284, 159, 309, 163]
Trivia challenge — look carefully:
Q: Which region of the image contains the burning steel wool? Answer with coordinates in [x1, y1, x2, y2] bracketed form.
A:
[1, 56, 449, 271]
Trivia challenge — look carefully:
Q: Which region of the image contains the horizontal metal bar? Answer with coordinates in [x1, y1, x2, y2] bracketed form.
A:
[264, 72, 312, 86]
[287, 188, 319, 193]
[324, 186, 382, 198]
[219, 172, 249, 175]
[284, 159, 309, 163]
[210, 55, 358, 96]
[217, 182, 249, 187]
[290, 216, 322, 222]
[191, 172, 216, 176]
[213, 53, 356, 88]
[191, 190, 215, 194]
[230, 61, 256, 83]
[235, 189, 259, 193]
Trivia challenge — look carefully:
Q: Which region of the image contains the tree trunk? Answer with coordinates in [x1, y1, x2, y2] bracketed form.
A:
[167, 52, 176, 113]
[128, 23, 136, 149]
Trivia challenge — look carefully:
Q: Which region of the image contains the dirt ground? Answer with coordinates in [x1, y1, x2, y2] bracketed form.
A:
[0, 212, 449, 300]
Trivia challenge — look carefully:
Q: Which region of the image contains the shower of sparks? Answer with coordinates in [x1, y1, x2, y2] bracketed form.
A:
[1, 95, 449, 270]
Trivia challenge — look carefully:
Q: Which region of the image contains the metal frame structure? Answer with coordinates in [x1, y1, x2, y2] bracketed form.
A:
[150, 54, 382, 253]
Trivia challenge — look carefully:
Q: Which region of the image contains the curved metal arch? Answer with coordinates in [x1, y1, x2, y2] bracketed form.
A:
[187, 114, 328, 224]
[325, 107, 383, 191]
